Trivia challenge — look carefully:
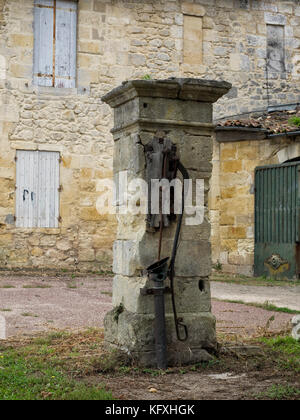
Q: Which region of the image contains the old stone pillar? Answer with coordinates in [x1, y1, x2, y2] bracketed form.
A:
[102, 79, 231, 367]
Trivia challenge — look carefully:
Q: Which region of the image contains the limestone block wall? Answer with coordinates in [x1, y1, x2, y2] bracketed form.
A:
[0, 0, 121, 272]
[210, 135, 300, 276]
[0, 0, 6, 28]
[191, 0, 300, 119]
[0, 0, 299, 272]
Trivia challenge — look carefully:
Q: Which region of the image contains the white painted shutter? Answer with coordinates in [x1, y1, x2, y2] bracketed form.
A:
[33, 0, 54, 87]
[55, 0, 77, 88]
[37, 151, 60, 228]
[16, 151, 60, 228]
[16, 151, 39, 228]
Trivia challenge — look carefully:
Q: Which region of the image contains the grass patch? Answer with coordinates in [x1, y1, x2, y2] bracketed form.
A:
[0, 330, 114, 400]
[66, 283, 77, 289]
[288, 116, 300, 128]
[211, 272, 300, 288]
[0, 353, 113, 400]
[0, 309, 12, 312]
[0, 285, 15, 289]
[21, 313, 39, 318]
[258, 302, 300, 315]
[259, 336, 300, 374]
[33, 331, 70, 346]
[101, 291, 113, 297]
[260, 336, 300, 355]
[23, 284, 51, 289]
[0, 329, 299, 400]
[217, 299, 300, 315]
[255, 384, 300, 400]
[97, 270, 114, 277]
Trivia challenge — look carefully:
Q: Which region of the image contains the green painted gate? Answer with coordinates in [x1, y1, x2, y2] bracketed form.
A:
[254, 162, 300, 279]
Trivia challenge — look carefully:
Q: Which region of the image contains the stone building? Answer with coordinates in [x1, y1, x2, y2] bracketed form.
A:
[211, 111, 300, 277]
[0, 0, 299, 273]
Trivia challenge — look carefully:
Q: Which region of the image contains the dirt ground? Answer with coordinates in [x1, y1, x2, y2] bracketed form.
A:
[0, 275, 293, 338]
[0, 274, 298, 400]
[98, 368, 296, 400]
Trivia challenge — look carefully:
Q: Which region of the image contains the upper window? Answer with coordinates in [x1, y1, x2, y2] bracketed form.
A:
[267, 24, 285, 74]
[33, 0, 77, 88]
[183, 15, 203, 66]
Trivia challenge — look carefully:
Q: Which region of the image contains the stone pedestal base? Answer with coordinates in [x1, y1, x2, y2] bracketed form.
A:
[104, 309, 217, 367]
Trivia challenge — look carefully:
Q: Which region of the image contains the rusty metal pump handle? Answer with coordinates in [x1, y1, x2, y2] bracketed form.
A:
[168, 161, 190, 342]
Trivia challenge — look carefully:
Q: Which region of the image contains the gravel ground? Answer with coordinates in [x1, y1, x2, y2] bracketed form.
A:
[212, 300, 292, 336]
[0, 276, 112, 338]
[0, 275, 294, 338]
[211, 281, 300, 311]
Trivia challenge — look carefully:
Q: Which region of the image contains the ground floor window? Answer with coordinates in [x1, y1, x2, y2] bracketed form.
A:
[16, 150, 60, 228]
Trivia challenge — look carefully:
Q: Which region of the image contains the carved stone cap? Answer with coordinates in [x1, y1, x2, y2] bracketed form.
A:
[102, 78, 232, 108]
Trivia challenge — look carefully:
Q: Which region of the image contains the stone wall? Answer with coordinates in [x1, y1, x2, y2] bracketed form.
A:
[0, 0, 120, 272]
[210, 134, 300, 276]
[0, 0, 6, 29]
[181, 0, 300, 119]
[0, 0, 299, 272]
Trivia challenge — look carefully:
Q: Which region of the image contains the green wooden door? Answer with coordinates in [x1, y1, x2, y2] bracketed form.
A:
[254, 162, 300, 279]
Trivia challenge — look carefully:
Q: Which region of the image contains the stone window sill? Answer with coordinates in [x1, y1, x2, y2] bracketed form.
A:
[16, 228, 61, 235]
[34, 86, 89, 96]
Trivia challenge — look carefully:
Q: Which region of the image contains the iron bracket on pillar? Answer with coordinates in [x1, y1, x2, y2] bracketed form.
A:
[140, 286, 172, 296]
[145, 130, 179, 232]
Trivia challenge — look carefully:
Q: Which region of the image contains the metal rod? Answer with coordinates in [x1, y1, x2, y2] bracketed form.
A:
[154, 282, 167, 369]
[168, 161, 189, 342]
[158, 153, 169, 260]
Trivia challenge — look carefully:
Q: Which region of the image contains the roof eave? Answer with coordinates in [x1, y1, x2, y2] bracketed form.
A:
[215, 126, 300, 143]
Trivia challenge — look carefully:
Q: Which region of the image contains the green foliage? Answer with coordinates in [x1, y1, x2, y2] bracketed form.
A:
[0, 349, 113, 400]
[142, 74, 152, 80]
[260, 336, 300, 356]
[113, 303, 124, 322]
[260, 336, 300, 374]
[219, 299, 300, 315]
[213, 261, 222, 272]
[255, 384, 300, 400]
[288, 116, 300, 127]
[258, 302, 300, 315]
[211, 272, 300, 288]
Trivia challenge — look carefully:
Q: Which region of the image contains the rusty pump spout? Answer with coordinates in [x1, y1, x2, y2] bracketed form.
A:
[145, 257, 169, 370]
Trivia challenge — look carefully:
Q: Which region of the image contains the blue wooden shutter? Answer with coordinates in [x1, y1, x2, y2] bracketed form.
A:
[33, 0, 77, 88]
[55, 0, 77, 88]
[33, 0, 54, 87]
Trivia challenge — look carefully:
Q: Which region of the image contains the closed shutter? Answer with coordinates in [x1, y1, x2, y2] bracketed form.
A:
[267, 25, 285, 73]
[33, 0, 54, 87]
[183, 15, 203, 65]
[33, 0, 77, 88]
[55, 0, 77, 88]
[16, 151, 39, 228]
[16, 151, 60, 228]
